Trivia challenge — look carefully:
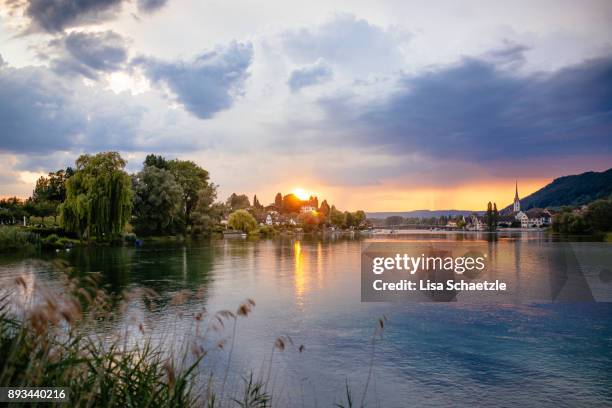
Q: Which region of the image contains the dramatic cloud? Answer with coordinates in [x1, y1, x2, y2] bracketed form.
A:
[0, 64, 144, 154]
[25, 0, 123, 32]
[44, 30, 128, 79]
[136, 41, 253, 119]
[282, 14, 409, 77]
[137, 0, 167, 13]
[0, 66, 84, 153]
[319, 52, 612, 161]
[288, 59, 332, 92]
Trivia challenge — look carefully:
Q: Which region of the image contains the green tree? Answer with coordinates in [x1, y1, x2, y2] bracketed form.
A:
[485, 202, 496, 232]
[143, 154, 169, 169]
[329, 205, 346, 228]
[132, 166, 182, 236]
[167, 159, 210, 231]
[29, 199, 57, 225]
[493, 203, 499, 230]
[60, 152, 133, 241]
[585, 199, 612, 232]
[191, 184, 224, 235]
[319, 200, 330, 217]
[0, 197, 26, 224]
[352, 210, 366, 228]
[226, 193, 251, 210]
[228, 209, 258, 233]
[345, 211, 355, 228]
[274, 193, 283, 208]
[253, 195, 263, 209]
[552, 212, 588, 233]
[32, 168, 73, 224]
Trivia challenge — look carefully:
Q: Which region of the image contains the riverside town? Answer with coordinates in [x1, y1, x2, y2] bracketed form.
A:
[0, 1, 611, 407]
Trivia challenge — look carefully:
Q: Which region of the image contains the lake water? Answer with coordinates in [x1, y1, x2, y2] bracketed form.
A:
[1, 232, 611, 407]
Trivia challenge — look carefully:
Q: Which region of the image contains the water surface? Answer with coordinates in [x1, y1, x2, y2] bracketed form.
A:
[1, 232, 611, 407]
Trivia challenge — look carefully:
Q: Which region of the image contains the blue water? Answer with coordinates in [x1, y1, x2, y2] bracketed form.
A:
[1, 233, 611, 407]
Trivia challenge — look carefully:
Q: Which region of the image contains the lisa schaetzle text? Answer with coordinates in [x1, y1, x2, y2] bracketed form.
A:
[370, 253, 505, 292]
[361, 243, 509, 301]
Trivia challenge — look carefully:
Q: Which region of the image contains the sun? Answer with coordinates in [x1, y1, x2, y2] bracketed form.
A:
[293, 188, 310, 201]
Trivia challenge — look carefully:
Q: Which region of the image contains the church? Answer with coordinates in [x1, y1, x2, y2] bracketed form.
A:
[509, 182, 553, 228]
[468, 182, 552, 230]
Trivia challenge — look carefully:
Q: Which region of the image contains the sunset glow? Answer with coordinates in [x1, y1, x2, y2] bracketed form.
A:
[293, 188, 311, 201]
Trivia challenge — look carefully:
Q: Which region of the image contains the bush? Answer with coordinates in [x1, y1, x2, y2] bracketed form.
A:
[41, 233, 61, 249]
[257, 225, 277, 237]
[585, 199, 612, 232]
[0, 226, 39, 252]
[228, 210, 258, 233]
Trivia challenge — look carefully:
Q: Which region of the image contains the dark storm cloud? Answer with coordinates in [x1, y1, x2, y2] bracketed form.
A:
[288, 60, 332, 92]
[0, 65, 143, 154]
[137, 0, 167, 13]
[46, 30, 128, 79]
[136, 41, 253, 119]
[320, 52, 612, 161]
[25, 0, 123, 32]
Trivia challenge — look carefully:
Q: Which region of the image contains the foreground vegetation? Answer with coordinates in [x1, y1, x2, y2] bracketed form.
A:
[0, 226, 40, 252]
[0, 264, 382, 407]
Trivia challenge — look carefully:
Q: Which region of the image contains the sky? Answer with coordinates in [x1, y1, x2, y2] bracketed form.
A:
[0, 0, 611, 211]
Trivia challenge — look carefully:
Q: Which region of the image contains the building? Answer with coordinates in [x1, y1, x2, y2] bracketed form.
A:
[513, 180, 521, 212]
[468, 214, 486, 230]
[518, 209, 552, 228]
[510, 183, 552, 228]
[300, 205, 316, 214]
[264, 210, 280, 226]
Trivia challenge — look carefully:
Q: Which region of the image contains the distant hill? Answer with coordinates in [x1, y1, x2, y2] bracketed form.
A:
[505, 168, 612, 212]
[366, 210, 482, 219]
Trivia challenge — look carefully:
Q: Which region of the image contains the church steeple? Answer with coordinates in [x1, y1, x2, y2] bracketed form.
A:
[513, 180, 521, 212]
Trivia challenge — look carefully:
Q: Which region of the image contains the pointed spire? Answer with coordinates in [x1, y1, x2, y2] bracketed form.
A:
[514, 180, 519, 200]
[513, 180, 521, 212]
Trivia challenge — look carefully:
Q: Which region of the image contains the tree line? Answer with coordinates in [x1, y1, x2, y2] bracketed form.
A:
[1, 151, 368, 240]
[221, 191, 367, 233]
[551, 198, 612, 234]
[0, 152, 220, 241]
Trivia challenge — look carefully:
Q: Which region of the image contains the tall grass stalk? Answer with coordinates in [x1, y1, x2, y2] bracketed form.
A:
[0, 263, 384, 407]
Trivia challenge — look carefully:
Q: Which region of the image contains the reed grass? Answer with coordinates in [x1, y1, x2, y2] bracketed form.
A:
[0, 262, 385, 407]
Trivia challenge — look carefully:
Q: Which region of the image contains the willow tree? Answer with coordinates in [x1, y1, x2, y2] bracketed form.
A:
[60, 152, 133, 241]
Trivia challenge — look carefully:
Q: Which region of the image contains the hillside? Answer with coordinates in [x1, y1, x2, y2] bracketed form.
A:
[505, 168, 612, 211]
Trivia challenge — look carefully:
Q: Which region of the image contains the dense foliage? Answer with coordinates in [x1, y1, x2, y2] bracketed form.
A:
[228, 209, 258, 233]
[190, 184, 225, 235]
[552, 198, 612, 233]
[1, 151, 371, 246]
[60, 152, 133, 241]
[132, 165, 183, 236]
[167, 159, 211, 230]
[226, 193, 251, 211]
